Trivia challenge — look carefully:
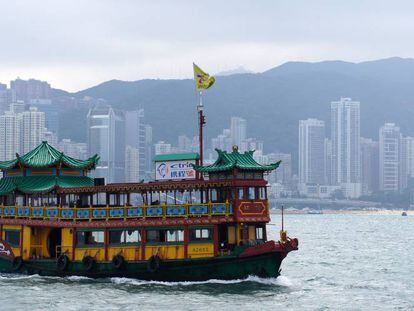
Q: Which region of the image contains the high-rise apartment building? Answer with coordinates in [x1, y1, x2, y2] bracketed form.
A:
[10, 78, 51, 102]
[30, 99, 59, 136]
[58, 139, 88, 160]
[230, 117, 246, 147]
[125, 145, 140, 182]
[154, 141, 172, 155]
[324, 138, 333, 185]
[125, 109, 152, 180]
[0, 107, 45, 160]
[211, 129, 232, 152]
[0, 84, 15, 114]
[267, 152, 292, 185]
[331, 98, 361, 198]
[87, 105, 125, 183]
[144, 124, 153, 178]
[360, 137, 379, 195]
[399, 136, 414, 190]
[178, 135, 192, 152]
[20, 107, 45, 154]
[298, 118, 325, 185]
[379, 123, 401, 192]
[0, 111, 21, 160]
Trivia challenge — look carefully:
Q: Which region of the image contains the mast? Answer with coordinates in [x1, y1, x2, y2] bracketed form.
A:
[197, 91, 206, 178]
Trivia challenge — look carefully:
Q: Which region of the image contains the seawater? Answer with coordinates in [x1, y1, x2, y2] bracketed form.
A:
[0, 214, 413, 310]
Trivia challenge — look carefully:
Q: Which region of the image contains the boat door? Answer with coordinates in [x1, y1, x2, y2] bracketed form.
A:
[218, 224, 228, 252]
[48, 228, 62, 258]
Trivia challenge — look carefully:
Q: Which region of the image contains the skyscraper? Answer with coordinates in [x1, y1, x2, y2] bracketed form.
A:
[360, 137, 379, 195]
[87, 105, 125, 183]
[0, 107, 45, 160]
[399, 136, 414, 190]
[0, 111, 20, 161]
[211, 128, 232, 152]
[267, 152, 292, 185]
[10, 78, 51, 102]
[125, 109, 151, 180]
[20, 107, 45, 154]
[178, 135, 192, 152]
[298, 118, 325, 185]
[230, 117, 246, 147]
[0, 84, 15, 114]
[58, 139, 88, 160]
[154, 141, 172, 155]
[30, 99, 59, 137]
[324, 138, 333, 185]
[331, 98, 361, 198]
[379, 123, 401, 192]
[125, 145, 140, 182]
[144, 124, 153, 178]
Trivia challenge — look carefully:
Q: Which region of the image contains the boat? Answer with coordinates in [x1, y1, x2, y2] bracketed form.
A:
[0, 142, 298, 281]
[307, 210, 323, 215]
[402, 211, 408, 216]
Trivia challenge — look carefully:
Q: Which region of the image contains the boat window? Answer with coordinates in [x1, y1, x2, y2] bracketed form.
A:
[210, 189, 217, 202]
[4, 230, 20, 247]
[248, 187, 255, 199]
[192, 190, 201, 203]
[166, 191, 175, 204]
[166, 230, 184, 242]
[238, 188, 243, 199]
[190, 228, 212, 241]
[146, 230, 162, 243]
[146, 229, 184, 243]
[256, 227, 264, 240]
[259, 187, 266, 199]
[76, 231, 105, 246]
[109, 230, 141, 244]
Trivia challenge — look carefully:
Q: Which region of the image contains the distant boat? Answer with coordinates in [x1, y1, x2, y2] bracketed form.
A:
[308, 210, 323, 215]
[402, 211, 408, 216]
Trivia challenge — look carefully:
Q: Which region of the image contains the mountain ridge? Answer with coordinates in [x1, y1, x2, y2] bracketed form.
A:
[54, 57, 414, 170]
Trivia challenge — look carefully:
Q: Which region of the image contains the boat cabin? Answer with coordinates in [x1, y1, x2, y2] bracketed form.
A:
[0, 143, 280, 264]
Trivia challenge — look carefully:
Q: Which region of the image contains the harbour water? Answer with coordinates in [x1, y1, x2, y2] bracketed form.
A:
[1, 214, 413, 310]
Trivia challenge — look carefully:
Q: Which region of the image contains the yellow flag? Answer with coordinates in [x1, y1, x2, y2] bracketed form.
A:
[193, 63, 215, 90]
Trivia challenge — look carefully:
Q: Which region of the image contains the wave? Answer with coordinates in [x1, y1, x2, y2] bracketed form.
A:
[0, 273, 297, 289]
[110, 275, 294, 287]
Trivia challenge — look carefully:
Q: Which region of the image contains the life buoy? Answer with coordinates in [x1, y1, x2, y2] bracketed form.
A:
[82, 256, 95, 272]
[147, 255, 160, 273]
[56, 254, 70, 271]
[11, 256, 24, 272]
[112, 254, 125, 269]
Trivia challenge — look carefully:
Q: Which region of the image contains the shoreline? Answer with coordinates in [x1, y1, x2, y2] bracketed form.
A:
[270, 209, 410, 215]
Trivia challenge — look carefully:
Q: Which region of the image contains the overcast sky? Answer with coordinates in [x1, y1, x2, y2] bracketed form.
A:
[1, 0, 414, 91]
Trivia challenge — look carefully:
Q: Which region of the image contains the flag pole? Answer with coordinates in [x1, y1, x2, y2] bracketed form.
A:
[197, 90, 205, 171]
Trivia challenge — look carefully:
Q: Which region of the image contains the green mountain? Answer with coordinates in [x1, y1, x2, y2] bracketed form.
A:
[56, 57, 414, 166]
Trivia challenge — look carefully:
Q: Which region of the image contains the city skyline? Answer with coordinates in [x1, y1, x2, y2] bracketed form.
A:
[2, 77, 414, 200]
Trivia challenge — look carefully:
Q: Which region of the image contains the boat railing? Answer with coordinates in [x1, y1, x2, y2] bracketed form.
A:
[0, 202, 233, 221]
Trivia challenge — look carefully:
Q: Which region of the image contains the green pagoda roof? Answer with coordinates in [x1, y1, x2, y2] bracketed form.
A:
[193, 148, 281, 173]
[0, 141, 99, 170]
[0, 176, 94, 195]
[153, 153, 199, 162]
